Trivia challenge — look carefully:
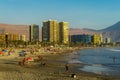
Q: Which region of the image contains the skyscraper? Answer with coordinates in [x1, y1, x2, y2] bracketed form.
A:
[59, 22, 69, 44]
[42, 20, 58, 43]
[42, 20, 69, 44]
[29, 24, 39, 42]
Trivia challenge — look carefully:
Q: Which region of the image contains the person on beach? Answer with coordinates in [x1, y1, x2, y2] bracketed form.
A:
[38, 55, 43, 61]
[65, 63, 69, 71]
[30, 48, 34, 54]
[23, 58, 27, 65]
[8, 50, 11, 56]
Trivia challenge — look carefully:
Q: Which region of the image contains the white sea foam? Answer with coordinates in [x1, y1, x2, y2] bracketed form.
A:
[79, 64, 109, 75]
[108, 49, 120, 52]
[68, 60, 82, 64]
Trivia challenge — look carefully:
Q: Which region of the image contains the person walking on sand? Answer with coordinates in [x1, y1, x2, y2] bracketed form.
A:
[65, 63, 69, 71]
[8, 50, 11, 56]
[23, 58, 27, 65]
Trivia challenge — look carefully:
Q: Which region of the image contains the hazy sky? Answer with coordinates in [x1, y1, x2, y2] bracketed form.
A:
[0, 0, 120, 30]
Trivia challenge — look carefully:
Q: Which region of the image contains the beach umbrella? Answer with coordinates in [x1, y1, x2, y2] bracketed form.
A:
[21, 51, 25, 54]
[2, 50, 7, 52]
[19, 51, 25, 56]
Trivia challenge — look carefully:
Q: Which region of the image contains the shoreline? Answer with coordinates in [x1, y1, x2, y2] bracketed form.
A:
[65, 50, 120, 80]
[0, 47, 120, 80]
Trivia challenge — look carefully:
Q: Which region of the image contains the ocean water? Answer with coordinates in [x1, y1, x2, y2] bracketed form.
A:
[77, 48, 120, 76]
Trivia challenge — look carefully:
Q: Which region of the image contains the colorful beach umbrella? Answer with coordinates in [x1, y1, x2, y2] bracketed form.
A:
[2, 50, 7, 52]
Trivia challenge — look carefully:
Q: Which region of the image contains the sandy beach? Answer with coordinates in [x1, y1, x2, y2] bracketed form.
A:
[0, 47, 120, 80]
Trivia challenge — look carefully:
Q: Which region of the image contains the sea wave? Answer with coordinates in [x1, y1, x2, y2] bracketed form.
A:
[107, 49, 120, 52]
[68, 60, 83, 64]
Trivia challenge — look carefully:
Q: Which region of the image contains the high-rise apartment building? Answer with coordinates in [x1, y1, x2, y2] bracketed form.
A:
[29, 24, 39, 42]
[59, 22, 69, 44]
[42, 20, 69, 44]
[42, 20, 58, 43]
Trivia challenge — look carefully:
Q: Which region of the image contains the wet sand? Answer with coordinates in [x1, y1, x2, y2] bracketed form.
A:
[0, 48, 120, 80]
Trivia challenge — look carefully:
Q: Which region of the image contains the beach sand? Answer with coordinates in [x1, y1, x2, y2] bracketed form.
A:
[0, 48, 120, 80]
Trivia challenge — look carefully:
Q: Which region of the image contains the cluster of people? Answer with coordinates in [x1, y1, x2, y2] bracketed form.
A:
[8, 49, 15, 56]
[0, 48, 15, 56]
[19, 50, 27, 57]
[19, 57, 34, 65]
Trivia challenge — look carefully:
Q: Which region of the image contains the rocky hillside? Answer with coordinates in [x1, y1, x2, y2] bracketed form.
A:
[69, 28, 98, 35]
[99, 21, 120, 42]
[0, 23, 29, 40]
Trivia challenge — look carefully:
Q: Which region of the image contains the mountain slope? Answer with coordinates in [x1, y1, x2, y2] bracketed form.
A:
[69, 28, 98, 35]
[0, 23, 29, 40]
[101, 21, 120, 32]
[100, 21, 120, 42]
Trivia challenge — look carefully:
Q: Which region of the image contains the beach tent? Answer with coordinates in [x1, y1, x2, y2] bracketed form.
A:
[0, 51, 4, 55]
[27, 57, 34, 61]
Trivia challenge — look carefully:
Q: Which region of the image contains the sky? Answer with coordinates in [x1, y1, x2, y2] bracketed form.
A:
[0, 0, 120, 30]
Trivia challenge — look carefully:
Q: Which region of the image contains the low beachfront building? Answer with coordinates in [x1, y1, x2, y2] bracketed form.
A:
[105, 37, 111, 44]
[0, 33, 26, 42]
[70, 34, 92, 44]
